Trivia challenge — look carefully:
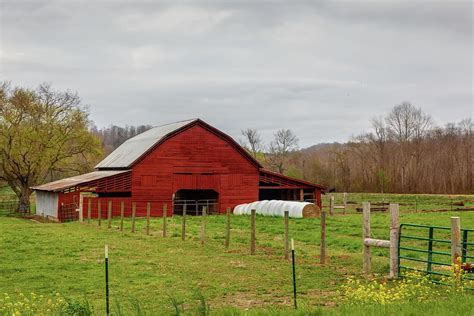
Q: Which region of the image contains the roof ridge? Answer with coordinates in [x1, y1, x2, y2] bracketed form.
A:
[151, 118, 199, 129]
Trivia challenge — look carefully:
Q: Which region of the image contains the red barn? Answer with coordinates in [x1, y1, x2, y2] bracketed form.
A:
[32, 119, 323, 221]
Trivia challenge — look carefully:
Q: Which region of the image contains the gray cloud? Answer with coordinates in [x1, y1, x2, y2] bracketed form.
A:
[1, 0, 472, 147]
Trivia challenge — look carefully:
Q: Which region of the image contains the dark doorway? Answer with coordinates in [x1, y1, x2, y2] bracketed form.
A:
[174, 189, 219, 215]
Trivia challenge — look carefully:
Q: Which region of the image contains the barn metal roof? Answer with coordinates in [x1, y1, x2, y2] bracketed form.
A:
[31, 170, 130, 192]
[260, 169, 325, 190]
[95, 119, 198, 169]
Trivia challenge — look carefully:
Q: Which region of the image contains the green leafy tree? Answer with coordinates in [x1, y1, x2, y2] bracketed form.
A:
[0, 82, 102, 212]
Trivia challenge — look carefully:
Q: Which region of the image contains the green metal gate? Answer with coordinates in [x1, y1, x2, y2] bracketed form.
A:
[398, 223, 474, 289]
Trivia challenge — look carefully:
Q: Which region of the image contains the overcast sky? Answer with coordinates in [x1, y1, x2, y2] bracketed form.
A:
[1, 0, 472, 147]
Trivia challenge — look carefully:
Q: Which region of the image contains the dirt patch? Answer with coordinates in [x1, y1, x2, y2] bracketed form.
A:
[18, 215, 57, 223]
[216, 291, 288, 309]
[419, 207, 474, 213]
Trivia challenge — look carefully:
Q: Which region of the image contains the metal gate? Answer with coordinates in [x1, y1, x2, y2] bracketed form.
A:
[398, 223, 474, 289]
[173, 199, 219, 215]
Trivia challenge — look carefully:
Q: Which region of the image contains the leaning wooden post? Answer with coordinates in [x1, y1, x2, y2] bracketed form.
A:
[363, 202, 371, 275]
[225, 207, 231, 249]
[107, 201, 112, 229]
[201, 206, 207, 245]
[146, 202, 151, 235]
[131, 202, 136, 233]
[181, 204, 187, 241]
[329, 195, 334, 216]
[389, 203, 399, 278]
[284, 211, 289, 260]
[87, 199, 91, 224]
[119, 202, 124, 231]
[451, 217, 461, 264]
[162, 204, 167, 237]
[250, 209, 256, 255]
[320, 209, 326, 264]
[98, 200, 102, 226]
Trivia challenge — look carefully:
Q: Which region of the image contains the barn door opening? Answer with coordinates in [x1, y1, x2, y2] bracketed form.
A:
[173, 189, 219, 215]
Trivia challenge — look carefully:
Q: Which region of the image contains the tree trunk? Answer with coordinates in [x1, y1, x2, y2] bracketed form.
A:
[17, 187, 31, 214]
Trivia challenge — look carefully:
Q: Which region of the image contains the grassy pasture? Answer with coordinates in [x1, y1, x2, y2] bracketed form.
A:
[0, 189, 473, 314]
[322, 192, 474, 213]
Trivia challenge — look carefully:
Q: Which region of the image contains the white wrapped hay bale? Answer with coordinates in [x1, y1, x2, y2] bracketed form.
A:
[233, 200, 320, 218]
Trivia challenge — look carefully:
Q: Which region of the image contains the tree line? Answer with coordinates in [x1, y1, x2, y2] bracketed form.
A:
[90, 124, 152, 156]
[240, 102, 473, 194]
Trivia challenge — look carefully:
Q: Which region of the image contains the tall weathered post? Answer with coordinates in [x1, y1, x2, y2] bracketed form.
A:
[225, 207, 231, 249]
[329, 195, 334, 216]
[87, 199, 91, 224]
[250, 209, 256, 255]
[389, 203, 399, 278]
[284, 211, 289, 260]
[131, 202, 136, 233]
[107, 201, 112, 229]
[181, 203, 187, 241]
[201, 206, 207, 245]
[343, 192, 347, 214]
[98, 200, 102, 226]
[146, 202, 151, 235]
[120, 202, 124, 231]
[162, 204, 167, 237]
[320, 210, 326, 264]
[451, 217, 461, 264]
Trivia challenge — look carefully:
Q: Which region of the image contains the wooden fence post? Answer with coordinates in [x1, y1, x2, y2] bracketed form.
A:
[131, 202, 136, 233]
[87, 199, 91, 224]
[363, 202, 371, 275]
[329, 195, 334, 216]
[146, 202, 151, 235]
[162, 204, 167, 237]
[389, 203, 399, 278]
[284, 211, 289, 260]
[320, 210, 326, 264]
[120, 201, 124, 231]
[98, 201, 102, 226]
[343, 192, 347, 214]
[451, 217, 461, 264]
[107, 201, 112, 229]
[250, 209, 256, 255]
[181, 204, 187, 241]
[225, 207, 231, 249]
[201, 206, 207, 245]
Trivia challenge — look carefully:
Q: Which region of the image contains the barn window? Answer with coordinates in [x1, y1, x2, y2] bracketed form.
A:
[174, 189, 218, 215]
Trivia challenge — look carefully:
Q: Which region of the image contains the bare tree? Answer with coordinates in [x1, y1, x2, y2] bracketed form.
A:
[267, 129, 298, 174]
[386, 102, 432, 142]
[241, 128, 263, 159]
[369, 116, 389, 193]
[385, 102, 432, 191]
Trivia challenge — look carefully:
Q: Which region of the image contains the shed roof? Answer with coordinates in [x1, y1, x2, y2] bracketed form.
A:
[260, 169, 325, 190]
[31, 170, 130, 192]
[96, 119, 197, 169]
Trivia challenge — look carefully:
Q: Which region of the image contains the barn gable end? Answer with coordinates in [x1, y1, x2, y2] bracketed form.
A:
[132, 124, 260, 214]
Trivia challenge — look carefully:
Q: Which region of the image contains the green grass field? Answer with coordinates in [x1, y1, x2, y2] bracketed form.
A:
[0, 190, 473, 314]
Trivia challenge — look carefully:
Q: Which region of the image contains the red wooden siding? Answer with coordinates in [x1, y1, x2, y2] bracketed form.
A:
[132, 124, 260, 215]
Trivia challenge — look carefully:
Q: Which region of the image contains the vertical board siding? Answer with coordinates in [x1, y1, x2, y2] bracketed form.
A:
[132, 125, 260, 214]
